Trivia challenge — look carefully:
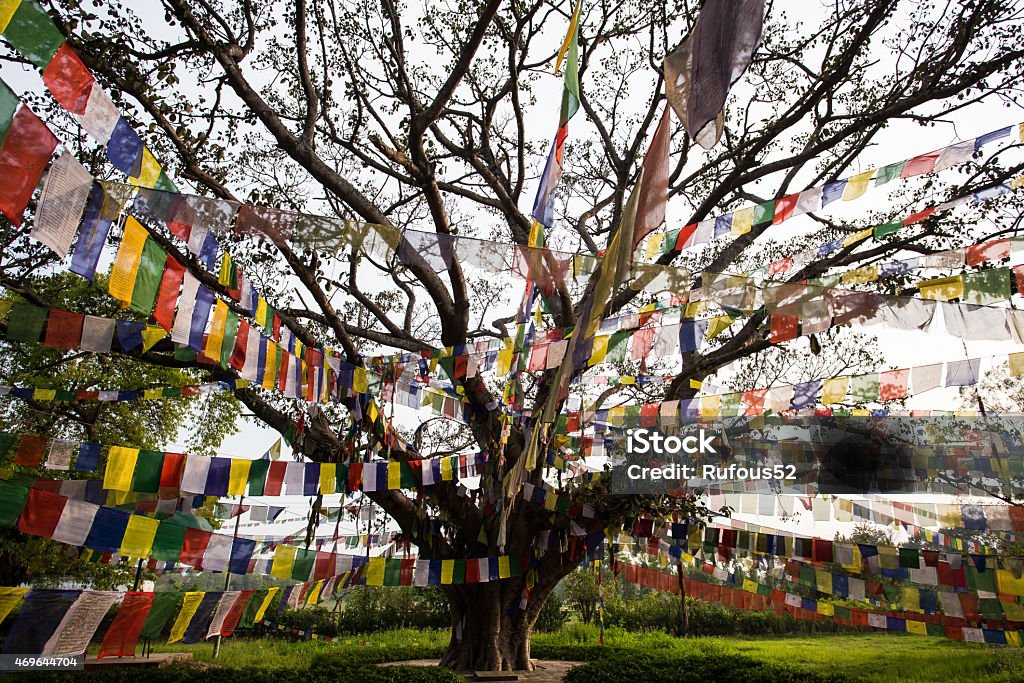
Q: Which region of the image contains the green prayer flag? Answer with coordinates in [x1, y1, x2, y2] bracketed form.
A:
[130, 238, 166, 315]
[605, 330, 631, 363]
[873, 222, 901, 239]
[248, 459, 269, 496]
[4, 2, 64, 69]
[238, 588, 268, 629]
[452, 559, 466, 585]
[291, 548, 316, 581]
[719, 393, 741, 417]
[979, 597, 1003, 619]
[154, 169, 177, 193]
[0, 80, 19, 142]
[0, 432, 16, 461]
[0, 480, 28, 527]
[898, 547, 920, 569]
[132, 450, 163, 493]
[174, 345, 197, 362]
[139, 591, 184, 640]
[967, 565, 998, 594]
[400, 461, 414, 489]
[874, 160, 905, 186]
[850, 374, 880, 403]
[753, 200, 775, 226]
[335, 463, 348, 495]
[219, 309, 240, 368]
[7, 303, 47, 342]
[963, 267, 1010, 305]
[151, 522, 187, 562]
[384, 558, 401, 586]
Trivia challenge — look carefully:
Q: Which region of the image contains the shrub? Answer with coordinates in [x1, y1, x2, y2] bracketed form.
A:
[534, 591, 568, 632]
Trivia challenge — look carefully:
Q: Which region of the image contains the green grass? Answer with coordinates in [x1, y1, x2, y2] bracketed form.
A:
[69, 627, 1024, 682]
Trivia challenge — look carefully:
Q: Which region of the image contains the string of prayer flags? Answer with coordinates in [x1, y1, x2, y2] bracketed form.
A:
[0, 1, 174, 191]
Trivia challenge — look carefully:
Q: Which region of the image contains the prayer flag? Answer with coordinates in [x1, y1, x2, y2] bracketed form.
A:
[31, 149, 92, 256]
[0, 102, 58, 225]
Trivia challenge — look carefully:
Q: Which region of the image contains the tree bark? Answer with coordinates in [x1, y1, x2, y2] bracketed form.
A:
[437, 578, 555, 672]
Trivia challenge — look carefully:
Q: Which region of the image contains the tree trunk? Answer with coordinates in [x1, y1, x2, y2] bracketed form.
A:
[437, 579, 554, 672]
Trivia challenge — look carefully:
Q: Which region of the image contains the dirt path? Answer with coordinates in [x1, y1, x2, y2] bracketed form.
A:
[380, 659, 586, 682]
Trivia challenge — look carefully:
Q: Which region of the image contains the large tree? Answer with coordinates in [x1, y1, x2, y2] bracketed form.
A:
[1, 0, 1023, 671]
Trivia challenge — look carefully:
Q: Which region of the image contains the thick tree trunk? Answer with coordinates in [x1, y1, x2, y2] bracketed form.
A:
[437, 579, 554, 671]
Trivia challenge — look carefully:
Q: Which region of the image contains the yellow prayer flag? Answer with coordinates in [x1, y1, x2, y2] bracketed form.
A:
[731, 207, 754, 236]
[918, 275, 964, 301]
[306, 580, 323, 605]
[700, 394, 721, 418]
[204, 299, 229, 361]
[1009, 352, 1024, 377]
[353, 367, 368, 394]
[143, 389, 161, 400]
[168, 592, 205, 643]
[689, 378, 703, 389]
[320, 463, 337, 494]
[815, 569, 833, 594]
[121, 515, 160, 557]
[33, 389, 56, 401]
[905, 619, 928, 635]
[441, 559, 455, 585]
[0, 587, 29, 625]
[103, 446, 139, 491]
[270, 545, 297, 580]
[496, 347, 514, 376]
[742, 579, 758, 593]
[130, 148, 162, 188]
[997, 569, 1024, 596]
[900, 586, 922, 612]
[142, 325, 166, 352]
[253, 587, 280, 623]
[643, 233, 664, 260]
[705, 315, 733, 339]
[387, 461, 401, 490]
[256, 297, 268, 324]
[498, 556, 511, 579]
[365, 557, 385, 586]
[1006, 630, 1022, 647]
[587, 335, 609, 366]
[544, 490, 558, 511]
[841, 265, 879, 286]
[842, 227, 873, 247]
[228, 459, 251, 496]
[441, 457, 453, 481]
[684, 300, 708, 317]
[817, 602, 835, 616]
[842, 170, 875, 200]
[821, 377, 849, 404]
[109, 216, 149, 304]
[0, 1, 21, 33]
[553, 0, 583, 74]
[262, 341, 278, 389]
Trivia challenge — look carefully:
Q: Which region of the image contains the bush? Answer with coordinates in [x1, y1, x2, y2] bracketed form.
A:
[273, 588, 450, 636]
[564, 648, 850, 683]
[534, 592, 568, 633]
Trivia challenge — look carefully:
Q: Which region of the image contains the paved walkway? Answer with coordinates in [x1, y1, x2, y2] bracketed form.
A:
[381, 659, 586, 683]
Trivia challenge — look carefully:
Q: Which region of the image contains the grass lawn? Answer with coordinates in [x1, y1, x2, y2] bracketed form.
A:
[121, 626, 1024, 682]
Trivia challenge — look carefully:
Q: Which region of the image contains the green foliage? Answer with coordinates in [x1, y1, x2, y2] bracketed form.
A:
[274, 588, 450, 636]
[535, 589, 568, 632]
[0, 531, 134, 589]
[0, 273, 241, 451]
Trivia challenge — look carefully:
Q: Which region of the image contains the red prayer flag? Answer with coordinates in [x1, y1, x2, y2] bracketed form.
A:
[153, 256, 185, 331]
[675, 223, 698, 250]
[180, 528, 212, 568]
[633, 106, 672, 248]
[97, 592, 154, 658]
[742, 389, 767, 415]
[903, 207, 936, 226]
[229, 320, 250, 371]
[41, 43, 95, 115]
[14, 434, 47, 467]
[314, 551, 335, 581]
[159, 453, 185, 492]
[773, 193, 798, 224]
[901, 151, 940, 178]
[43, 309, 84, 349]
[18, 488, 66, 537]
[965, 238, 1010, 266]
[265, 461, 287, 496]
[880, 369, 909, 401]
[769, 314, 799, 343]
[0, 106, 59, 226]
[219, 590, 254, 637]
